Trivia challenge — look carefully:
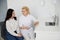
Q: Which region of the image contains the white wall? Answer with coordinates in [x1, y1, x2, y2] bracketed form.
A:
[7, 0, 60, 31]
[0, 0, 7, 22]
[35, 31, 60, 40]
[55, 0, 60, 31]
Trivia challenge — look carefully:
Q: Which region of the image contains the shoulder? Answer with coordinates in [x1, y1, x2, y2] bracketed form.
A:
[29, 15, 35, 18]
[6, 20, 9, 23]
[6, 20, 10, 25]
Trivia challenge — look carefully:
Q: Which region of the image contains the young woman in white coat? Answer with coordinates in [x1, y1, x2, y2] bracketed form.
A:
[19, 6, 39, 40]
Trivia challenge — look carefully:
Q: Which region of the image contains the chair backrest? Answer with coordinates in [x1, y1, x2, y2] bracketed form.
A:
[0, 22, 6, 40]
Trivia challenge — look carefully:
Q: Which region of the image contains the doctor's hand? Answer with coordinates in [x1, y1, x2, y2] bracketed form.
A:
[20, 26, 30, 30]
[24, 26, 30, 30]
[34, 21, 39, 26]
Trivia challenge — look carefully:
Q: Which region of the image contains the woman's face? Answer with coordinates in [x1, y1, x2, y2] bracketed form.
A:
[12, 11, 16, 18]
[22, 9, 28, 16]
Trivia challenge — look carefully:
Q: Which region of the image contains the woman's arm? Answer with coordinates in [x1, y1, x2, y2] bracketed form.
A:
[34, 21, 39, 26]
[32, 16, 39, 26]
[6, 21, 20, 37]
[20, 26, 30, 30]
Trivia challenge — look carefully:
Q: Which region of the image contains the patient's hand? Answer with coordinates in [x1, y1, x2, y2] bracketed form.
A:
[17, 33, 22, 37]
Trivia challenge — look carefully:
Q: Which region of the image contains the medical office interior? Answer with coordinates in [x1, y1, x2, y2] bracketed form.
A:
[0, 0, 60, 40]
